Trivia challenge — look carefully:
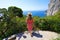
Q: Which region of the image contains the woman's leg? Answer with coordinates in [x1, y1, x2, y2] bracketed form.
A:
[29, 31, 33, 37]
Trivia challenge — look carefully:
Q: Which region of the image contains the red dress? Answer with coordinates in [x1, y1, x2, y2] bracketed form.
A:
[27, 19, 33, 31]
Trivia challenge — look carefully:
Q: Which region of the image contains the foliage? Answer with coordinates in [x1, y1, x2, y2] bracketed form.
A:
[33, 10, 60, 33]
[0, 6, 23, 40]
[8, 6, 23, 17]
[0, 7, 60, 40]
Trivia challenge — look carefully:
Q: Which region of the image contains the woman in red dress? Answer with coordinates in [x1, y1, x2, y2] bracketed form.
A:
[26, 12, 33, 37]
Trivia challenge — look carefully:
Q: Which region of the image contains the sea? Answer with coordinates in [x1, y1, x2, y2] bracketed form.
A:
[23, 11, 46, 17]
[0, 11, 46, 17]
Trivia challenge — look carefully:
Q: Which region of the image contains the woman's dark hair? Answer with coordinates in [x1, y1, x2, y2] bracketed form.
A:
[28, 14, 32, 20]
[26, 13, 33, 20]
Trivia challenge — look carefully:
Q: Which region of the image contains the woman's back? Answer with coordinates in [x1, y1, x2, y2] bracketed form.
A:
[27, 19, 33, 24]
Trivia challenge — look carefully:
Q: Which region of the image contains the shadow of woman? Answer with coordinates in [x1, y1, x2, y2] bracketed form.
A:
[16, 31, 43, 40]
[16, 32, 27, 40]
[32, 32, 43, 38]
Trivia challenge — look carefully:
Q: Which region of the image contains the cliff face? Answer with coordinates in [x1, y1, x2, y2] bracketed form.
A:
[47, 0, 60, 16]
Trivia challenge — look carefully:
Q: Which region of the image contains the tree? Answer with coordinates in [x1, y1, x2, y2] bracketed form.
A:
[0, 6, 24, 39]
[8, 6, 23, 17]
[0, 8, 9, 38]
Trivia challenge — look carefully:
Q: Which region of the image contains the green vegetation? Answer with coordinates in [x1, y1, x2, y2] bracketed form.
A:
[33, 11, 60, 33]
[0, 6, 23, 39]
[8, 6, 23, 17]
[0, 6, 60, 40]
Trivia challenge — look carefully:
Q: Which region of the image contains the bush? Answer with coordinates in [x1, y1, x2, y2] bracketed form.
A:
[38, 11, 60, 33]
[33, 11, 60, 33]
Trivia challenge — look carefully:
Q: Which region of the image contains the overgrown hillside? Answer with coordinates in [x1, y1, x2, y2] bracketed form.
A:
[0, 7, 60, 40]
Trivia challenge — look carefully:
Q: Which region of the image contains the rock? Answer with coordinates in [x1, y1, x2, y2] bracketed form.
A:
[3, 31, 59, 40]
[16, 31, 58, 40]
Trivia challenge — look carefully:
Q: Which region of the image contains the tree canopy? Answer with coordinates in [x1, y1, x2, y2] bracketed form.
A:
[8, 6, 23, 17]
[0, 6, 23, 40]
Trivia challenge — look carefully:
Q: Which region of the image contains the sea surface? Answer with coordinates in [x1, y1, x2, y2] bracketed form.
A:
[23, 11, 46, 17]
[0, 11, 46, 17]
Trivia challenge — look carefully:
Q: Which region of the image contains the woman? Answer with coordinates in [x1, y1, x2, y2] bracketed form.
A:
[26, 12, 34, 37]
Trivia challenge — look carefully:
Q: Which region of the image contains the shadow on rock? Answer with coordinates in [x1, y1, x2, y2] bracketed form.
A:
[17, 32, 27, 40]
[32, 32, 43, 38]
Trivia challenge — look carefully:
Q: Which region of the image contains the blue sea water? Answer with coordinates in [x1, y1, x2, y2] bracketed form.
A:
[23, 11, 46, 17]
